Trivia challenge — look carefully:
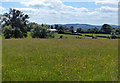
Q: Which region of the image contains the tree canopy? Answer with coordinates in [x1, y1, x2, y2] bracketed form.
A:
[2, 8, 29, 38]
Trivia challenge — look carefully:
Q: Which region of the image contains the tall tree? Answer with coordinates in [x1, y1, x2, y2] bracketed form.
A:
[2, 8, 29, 38]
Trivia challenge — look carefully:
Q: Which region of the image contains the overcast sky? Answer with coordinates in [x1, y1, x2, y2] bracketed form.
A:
[0, 0, 119, 25]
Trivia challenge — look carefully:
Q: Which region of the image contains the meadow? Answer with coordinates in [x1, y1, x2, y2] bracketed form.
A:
[2, 39, 118, 81]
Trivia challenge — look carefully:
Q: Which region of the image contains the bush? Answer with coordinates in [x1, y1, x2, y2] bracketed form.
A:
[49, 31, 55, 38]
[59, 35, 63, 38]
[92, 36, 97, 39]
[31, 25, 47, 38]
[3, 25, 27, 39]
[110, 31, 116, 39]
[3, 26, 12, 39]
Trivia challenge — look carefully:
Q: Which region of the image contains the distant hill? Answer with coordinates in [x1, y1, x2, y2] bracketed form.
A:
[51, 24, 118, 30]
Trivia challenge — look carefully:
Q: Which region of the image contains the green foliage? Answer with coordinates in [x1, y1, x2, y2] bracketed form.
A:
[48, 31, 55, 38]
[31, 25, 47, 38]
[31, 24, 54, 38]
[110, 30, 116, 39]
[70, 26, 74, 33]
[27, 22, 37, 31]
[54, 24, 59, 29]
[2, 25, 12, 39]
[92, 35, 97, 39]
[57, 26, 64, 34]
[59, 35, 63, 38]
[41, 24, 50, 29]
[50, 25, 54, 29]
[76, 27, 82, 33]
[100, 24, 112, 34]
[2, 8, 29, 38]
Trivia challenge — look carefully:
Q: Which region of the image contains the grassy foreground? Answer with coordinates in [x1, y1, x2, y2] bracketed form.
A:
[2, 39, 118, 81]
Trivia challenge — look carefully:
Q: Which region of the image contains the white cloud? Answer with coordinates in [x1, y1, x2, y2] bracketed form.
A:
[95, 0, 118, 5]
[0, 6, 5, 11]
[97, 6, 118, 12]
[1, 0, 118, 25]
[15, 8, 38, 12]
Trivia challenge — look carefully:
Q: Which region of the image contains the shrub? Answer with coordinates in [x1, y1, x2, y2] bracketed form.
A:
[92, 36, 97, 39]
[3, 25, 12, 39]
[110, 31, 116, 39]
[59, 35, 63, 39]
[31, 25, 47, 38]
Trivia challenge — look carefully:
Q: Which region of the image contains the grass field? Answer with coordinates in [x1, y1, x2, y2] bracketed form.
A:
[2, 39, 118, 81]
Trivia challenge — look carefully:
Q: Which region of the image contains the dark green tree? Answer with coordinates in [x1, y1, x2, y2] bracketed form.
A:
[2, 8, 29, 38]
[2, 25, 12, 39]
[100, 24, 112, 34]
[27, 22, 37, 31]
[51, 25, 53, 29]
[31, 24, 54, 38]
[58, 26, 64, 34]
[31, 25, 47, 38]
[76, 27, 82, 33]
[70, 26, 74, 33]
[55, 24, 59, 29]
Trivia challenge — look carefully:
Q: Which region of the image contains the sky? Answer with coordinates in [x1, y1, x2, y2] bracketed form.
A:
[0, 0, 119, 25]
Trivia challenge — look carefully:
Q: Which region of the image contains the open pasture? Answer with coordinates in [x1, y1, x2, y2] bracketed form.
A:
[2, 39, 118, 81]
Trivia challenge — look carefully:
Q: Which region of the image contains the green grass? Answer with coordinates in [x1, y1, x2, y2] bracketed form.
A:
[81, 33, 110, 36]
[1, 32, 119, 39]
[54, 33, 81, 38]
[2, 39, 118, 81]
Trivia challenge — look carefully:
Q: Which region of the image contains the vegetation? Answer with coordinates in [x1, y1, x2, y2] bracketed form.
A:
[2, 39, 118, 81]
[1, 8, 119, 81]
[2, 8, 29, 39]
[70, 26, 74, 33]
[1, 8, 120, 39]
[30, 25, 47, 38]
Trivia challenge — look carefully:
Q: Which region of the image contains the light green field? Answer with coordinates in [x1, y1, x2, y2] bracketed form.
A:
[2, 39, 118, 81]
[54, 33, 82, 38]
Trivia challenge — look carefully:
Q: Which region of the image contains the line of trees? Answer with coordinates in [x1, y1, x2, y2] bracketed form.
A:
[76, 24, 120, 35]
[1, 8, 120, 39]
[1, 8, 54, 39]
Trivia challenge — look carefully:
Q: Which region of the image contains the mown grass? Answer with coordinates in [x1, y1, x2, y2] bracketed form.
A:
[2, 39, 118, 81]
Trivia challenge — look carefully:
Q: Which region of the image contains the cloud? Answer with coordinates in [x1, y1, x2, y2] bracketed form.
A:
[97, 6, 118, 12]
[0, 6, 5, 11]
[15, 8, 38, 12]
[1, 0, 118, 25]
[95, 0, 118, 6]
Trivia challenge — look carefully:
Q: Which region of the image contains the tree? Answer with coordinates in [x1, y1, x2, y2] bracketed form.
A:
[2, 25, 12, 39]
[41, 24, 50, 29]
[51, 25, 53, 29]
[115, 28, 120, 35]
[31, 25, 47, 38]
[100, 24, 112, 34]
[55, 24, 59, 29]
[57, 26, 64, 34]
[31, 24, 54, 38]
[70, 26, 74, 33]
[2, 8, 29, 38]
[93, 27, 99, 33]
[76, 27, 82, 33]
[110, 30, 116, 39]
[27, 22, 37, 31]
